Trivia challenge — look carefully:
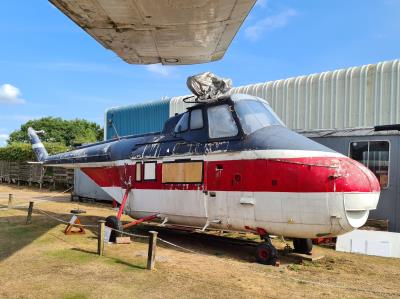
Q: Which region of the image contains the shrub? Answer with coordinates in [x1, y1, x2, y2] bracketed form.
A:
[0, 142, 69, 162]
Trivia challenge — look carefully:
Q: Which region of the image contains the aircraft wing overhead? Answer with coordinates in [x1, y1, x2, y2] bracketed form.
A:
[50, 0, 256, 65]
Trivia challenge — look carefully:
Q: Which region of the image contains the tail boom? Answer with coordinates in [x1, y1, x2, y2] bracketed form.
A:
[27, 127, 48, 162]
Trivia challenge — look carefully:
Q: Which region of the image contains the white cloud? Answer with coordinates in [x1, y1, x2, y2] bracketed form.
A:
[0, 84, 26, 104]
[145, 64, 173, 77]
[0, 134, 9, 146]
[245, 9, 297, 41]
[256, 0, 268, 9]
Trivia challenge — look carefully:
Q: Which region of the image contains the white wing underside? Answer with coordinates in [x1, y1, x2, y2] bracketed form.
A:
[50, 0, 256, 65]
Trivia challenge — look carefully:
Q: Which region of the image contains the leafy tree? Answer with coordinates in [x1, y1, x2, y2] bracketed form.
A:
[8, 117, 103, 146]
[0, 142, 69, 161]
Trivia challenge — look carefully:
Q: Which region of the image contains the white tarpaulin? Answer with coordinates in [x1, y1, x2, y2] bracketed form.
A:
[336, 229, 400, 258]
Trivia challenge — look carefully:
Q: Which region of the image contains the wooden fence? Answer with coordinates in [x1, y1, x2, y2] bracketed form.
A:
[0, 160, 74, 188]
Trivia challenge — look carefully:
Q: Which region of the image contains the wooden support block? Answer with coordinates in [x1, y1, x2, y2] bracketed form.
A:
[147, 231, 158, 270]
[116, 237, 131, 244]
[26, 201, 34, 224]
[289, 252, 325, 262]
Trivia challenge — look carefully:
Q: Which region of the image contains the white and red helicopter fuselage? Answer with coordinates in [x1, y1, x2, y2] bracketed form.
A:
[81, 148, 379, 239]
[28, 94, 380, 262]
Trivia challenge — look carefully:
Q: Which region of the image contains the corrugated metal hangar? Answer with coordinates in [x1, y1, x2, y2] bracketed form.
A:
[78, 59, 400, 232]
[104, 59, 400, 139]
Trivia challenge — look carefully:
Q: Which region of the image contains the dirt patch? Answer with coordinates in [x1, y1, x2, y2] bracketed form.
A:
[1, 185, 400, 299]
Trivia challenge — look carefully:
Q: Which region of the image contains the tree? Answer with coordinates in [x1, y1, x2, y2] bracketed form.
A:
[8, 117, 103, 146]
[0, 142, 69, 161]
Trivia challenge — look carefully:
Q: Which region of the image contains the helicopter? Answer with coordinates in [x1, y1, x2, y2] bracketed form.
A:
[28, 73, 380, 265]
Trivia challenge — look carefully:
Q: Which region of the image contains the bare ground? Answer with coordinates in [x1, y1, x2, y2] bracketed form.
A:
[0, 184, 399, 299]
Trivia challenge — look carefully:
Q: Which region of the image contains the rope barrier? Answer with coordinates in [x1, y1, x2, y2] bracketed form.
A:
[110, 227, 201, 254]
[157, 237, 198, 254]
[111, 228, 149, 239]
[110, 226, 203, 255]
[35, 207, 97, 228]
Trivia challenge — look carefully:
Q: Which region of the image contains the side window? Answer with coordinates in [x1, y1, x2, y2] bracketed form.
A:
[190, 109, 203, 130]
[350, 141, 389, 188]
[135, 163, 142, 182]
[144, 162, 156, 180]
[174, 113, 189, 133]
[207, 105, 238, 139]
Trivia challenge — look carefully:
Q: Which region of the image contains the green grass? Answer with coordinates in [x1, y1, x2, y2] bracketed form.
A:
[46, 248, 98, 263]
[104, 256, 147, 271]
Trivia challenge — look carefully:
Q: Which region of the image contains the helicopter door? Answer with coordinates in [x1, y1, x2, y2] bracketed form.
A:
[203, 162, 229, 230]
[205, 160, 256, 230]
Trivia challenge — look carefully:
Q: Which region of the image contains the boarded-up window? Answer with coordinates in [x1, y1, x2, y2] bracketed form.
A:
[135, 163, 142, 181]
[162, 161, 203, 183]
[144, 162, 156, 180]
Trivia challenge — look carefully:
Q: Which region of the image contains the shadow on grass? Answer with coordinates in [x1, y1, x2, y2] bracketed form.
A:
[71, 248, 147, 270]
[1, 205, 308, 267]
[126, 224, 309, 265]
[0, 209, 101, 262]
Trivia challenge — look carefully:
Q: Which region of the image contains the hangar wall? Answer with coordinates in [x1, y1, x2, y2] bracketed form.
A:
[228, 60, 400, 130]
[103, 60, 400, 134]
[104, 98, 170, 140]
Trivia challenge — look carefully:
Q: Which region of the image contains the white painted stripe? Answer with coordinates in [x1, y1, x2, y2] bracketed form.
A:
[44, 162, 117, 168]
[46, 149, 345, 168]
[32, 143, 45, 149]
[205, 150, 345, 161]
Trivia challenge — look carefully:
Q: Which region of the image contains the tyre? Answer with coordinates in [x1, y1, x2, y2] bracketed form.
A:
[293, 238, 313, 254]
[255, 242, 278, 265]
[105, 215, 123, 243]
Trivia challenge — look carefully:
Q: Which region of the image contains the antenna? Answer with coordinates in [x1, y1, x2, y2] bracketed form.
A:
[108, 119, 121, 140]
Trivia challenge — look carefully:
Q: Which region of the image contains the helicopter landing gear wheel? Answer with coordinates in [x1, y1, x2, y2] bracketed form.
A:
[293, 238, 313, 255]
[105, 215, 122, 243]
[255, 240, 278, 265]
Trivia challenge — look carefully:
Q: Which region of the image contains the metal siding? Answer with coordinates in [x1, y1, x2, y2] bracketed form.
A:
[105, 99, 170, 140]
[169, 95, 193, 117]
[228, 60, 400, 130]
[106, 60, 400, 135]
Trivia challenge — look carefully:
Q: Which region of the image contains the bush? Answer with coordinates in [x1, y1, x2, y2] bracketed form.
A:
[0, 142, 69, 162]
[8, 117, 103, 146]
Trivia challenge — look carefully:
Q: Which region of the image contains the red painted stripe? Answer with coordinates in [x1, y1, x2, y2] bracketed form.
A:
[81, 157, 380, 193]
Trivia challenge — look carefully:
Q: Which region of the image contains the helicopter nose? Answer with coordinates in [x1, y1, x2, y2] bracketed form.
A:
[335, 158, 380, 229]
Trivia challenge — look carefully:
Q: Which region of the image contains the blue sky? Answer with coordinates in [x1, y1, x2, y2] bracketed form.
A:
[1, 0, 399, 146]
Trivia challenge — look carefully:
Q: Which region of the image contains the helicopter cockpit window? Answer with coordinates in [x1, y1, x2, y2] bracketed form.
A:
[190, 109, 203, 130]
[207, 105, 238, 138]
[174, 112, 189, 133]
[235, 99, 283, 135]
